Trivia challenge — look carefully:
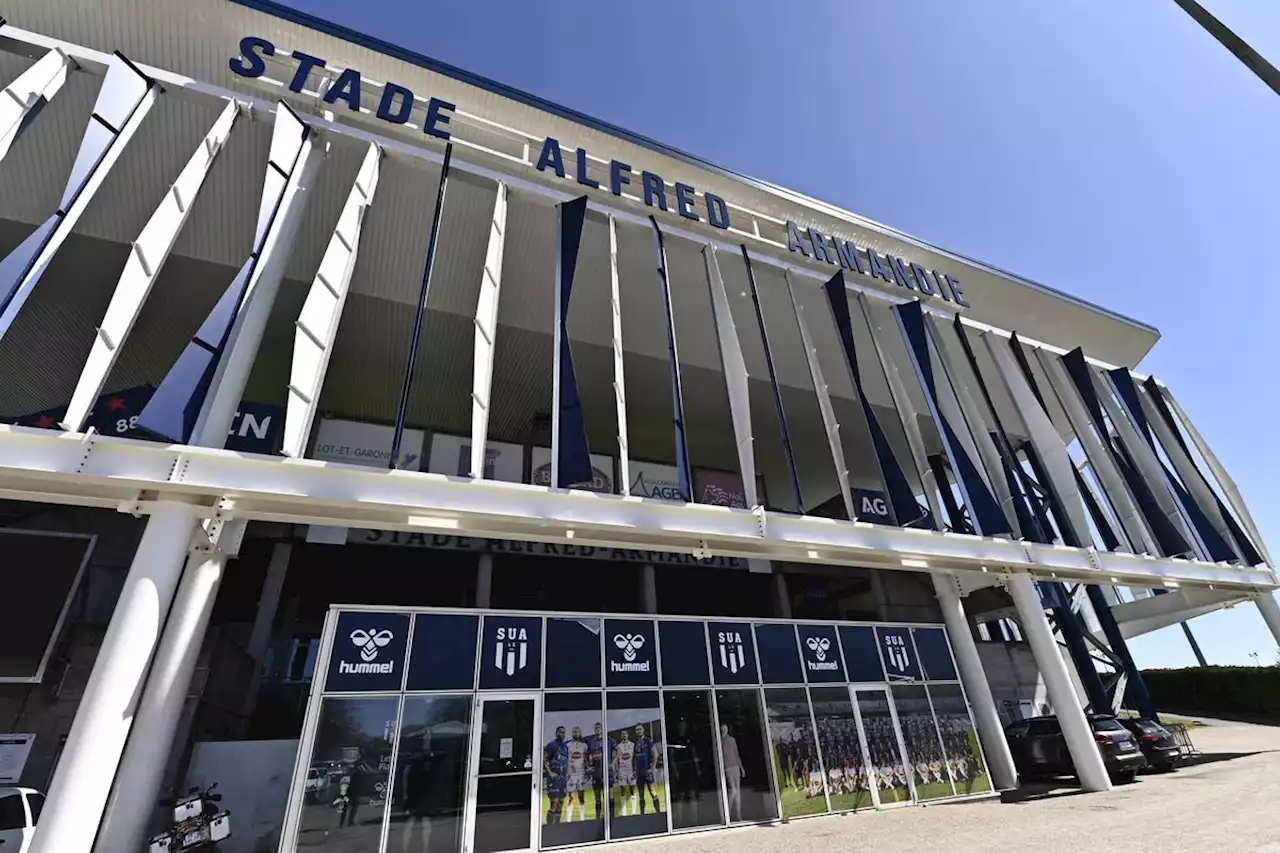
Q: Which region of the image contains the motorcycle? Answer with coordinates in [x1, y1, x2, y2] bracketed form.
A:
[147, 783, 231, 852]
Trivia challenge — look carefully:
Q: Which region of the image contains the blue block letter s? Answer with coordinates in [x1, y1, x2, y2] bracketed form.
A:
[229, 36, 275, 78]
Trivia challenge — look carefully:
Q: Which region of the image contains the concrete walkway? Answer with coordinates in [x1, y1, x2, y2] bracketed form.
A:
[607, 721, 1280, 853]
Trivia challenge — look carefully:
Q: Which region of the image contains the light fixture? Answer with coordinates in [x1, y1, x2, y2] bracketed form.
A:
[407, 515, 461, 530]
[900, 558, 929, 569]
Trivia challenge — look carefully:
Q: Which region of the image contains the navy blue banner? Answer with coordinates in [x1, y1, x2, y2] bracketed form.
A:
[658, 621, 709, 686]
[478, 615, 542, 689]
[838, 625, 884, 681]
[326, 610, 411, 692]
[604, 618, 657, 687]
[555, 196, 594, 488]
[754, 623, 802, 684]
[406, 612, 479, 691]
[876, 626, 922, 681]
[798, 623, 846, 683]
[545, 617, 602, 688]
[911, 627, 957, 681]
[707, 621, 758, 685]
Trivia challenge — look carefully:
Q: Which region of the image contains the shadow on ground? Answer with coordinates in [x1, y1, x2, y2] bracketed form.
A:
[1181, 750, 1273, 768]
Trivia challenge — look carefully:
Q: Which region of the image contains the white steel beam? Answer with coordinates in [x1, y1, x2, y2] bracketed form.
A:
[468, 181, 507, 478]
[0, 47, 74, 163]
[1037, 349, 1160, 556]
[785, 269, 853, 520]
[63, 98, 242, 433]
[609, 215, 631, 496]
[0, 53, 158, 341]
[282, 141, 382, 458]
[703, 244, 756, 507]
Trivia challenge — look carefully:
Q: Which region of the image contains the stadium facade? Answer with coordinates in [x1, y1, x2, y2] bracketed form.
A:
[0, 1, 1274, 852]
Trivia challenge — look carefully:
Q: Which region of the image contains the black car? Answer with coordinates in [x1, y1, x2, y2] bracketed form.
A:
[1118, 718, 1181, 772]
[1004, 713, 1147, 783]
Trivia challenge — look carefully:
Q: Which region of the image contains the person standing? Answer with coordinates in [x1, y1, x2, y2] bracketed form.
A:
[719, 724, 744, 822]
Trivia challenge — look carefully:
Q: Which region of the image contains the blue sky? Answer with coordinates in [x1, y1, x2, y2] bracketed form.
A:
[284, 0, 1280, 667]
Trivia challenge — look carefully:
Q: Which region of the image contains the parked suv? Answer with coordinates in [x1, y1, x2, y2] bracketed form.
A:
[1004, 713, 1147, 783]
[1118, 718, 1181, 772]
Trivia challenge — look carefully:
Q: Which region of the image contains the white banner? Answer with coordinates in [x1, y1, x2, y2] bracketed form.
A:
[428, 433, 524, 481]
[529, 447, 613, 492]
[0, 734, 34, 784]
[312, 418, 424, 470]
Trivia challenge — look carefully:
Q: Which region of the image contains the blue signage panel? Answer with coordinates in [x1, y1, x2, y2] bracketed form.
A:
[838, 625, 885, 682]
[798, 623, 845, 683]
[707, 621, 758, 685]
[545, 617, 602, 688]
[912, 627, 957, 681]
[876, 626, 922, 681]
[325, 610, 410, 692]
[754, 623, 802, 684]
[478, 615, 542, 689]
[604, 618, 658, 687]
[406, 613, 478, 691]
[658, 620, 710, 686]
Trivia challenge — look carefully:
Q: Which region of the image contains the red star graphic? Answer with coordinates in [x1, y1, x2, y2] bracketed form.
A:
[105, 396, 127, 412]
[33, 415, 56, 428]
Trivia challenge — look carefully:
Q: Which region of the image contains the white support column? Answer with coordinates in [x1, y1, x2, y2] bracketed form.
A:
[703, 244, 757, 507]
[0, 47, 74, 163]
[1255, 592, 1280, 648]
[239, 542, 293, 729]
[1006, 573, 1112, 792]
[469, 182, 508, 479]
[932, 573, 1017, 790]
[282, 141, 382, 458]
[609, 215, 632, 496]
[475, 554, 493, 608]
[773, 573, 792, 619]
[0, 54, 158, 341]
[642, 563, 658, 614]
[30, 500, 201, 853]
[785, 270, 854, 520]
[64, 99, 243, 432]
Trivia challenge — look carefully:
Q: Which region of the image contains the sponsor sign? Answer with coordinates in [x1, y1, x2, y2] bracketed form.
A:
[876, 626, 921, 681]
[852, 488, 892, 523]
[693, 468, 747, 508]
[708, 621, 758, 685]
[13, 384, 281, 454]
[627, 461, 685, 501]
[529, 446, 613, 492]
[350, 529, 754, 570]
[604, 619, 657, 687]
[325, 611, 410, 692]
[799, 624, 845, 683]
[478, 615, 542, 689]
[428, 433, 524, 482]
[312, 418, 423, 470]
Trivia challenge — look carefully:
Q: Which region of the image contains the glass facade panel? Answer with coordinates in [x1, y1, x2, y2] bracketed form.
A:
[657, 621, 710, 686]
[912, 627, 958, 680]
[293, 696, 398, 850]
[473, 698, 537, 853]
[928, 684, 992, 796]
[890, 684, 954, 800]
[808, 686, 873, 812]
[605, 691, 667, 839]
[406, 613, 479, 691]
[838, 626, 884, 682]
[713, 689, 777, 823]
[754, 623, 802, 684]
[541, 693, 606, 847]
[385, 695, 472, 853]
[544, 618, 602, 689]
[764, 687, 826, 818]
[853, 689, 911, 804]
[662, 690, 724, 830]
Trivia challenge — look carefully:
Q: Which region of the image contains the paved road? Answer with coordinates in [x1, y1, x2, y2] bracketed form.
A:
[608, 721, 1280, 853]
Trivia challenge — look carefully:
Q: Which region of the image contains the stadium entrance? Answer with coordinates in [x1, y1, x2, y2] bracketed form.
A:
[277, 606, 993, 852]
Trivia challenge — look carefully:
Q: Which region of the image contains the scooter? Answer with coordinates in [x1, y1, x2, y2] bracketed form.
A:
[147, 783, 231, 852]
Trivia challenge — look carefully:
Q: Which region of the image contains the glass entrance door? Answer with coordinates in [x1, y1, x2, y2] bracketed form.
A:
[850, 687, 914, 806]
[465, 695, 540, 853]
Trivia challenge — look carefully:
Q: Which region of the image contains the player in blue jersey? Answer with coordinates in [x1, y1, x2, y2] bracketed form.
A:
[544, 726, 569, 825]
[632, 724, 662, 815]
[586, 722, 607, 820]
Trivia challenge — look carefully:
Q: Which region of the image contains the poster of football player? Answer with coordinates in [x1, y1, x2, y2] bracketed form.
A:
[605, 700, 667, 839]
[541, 706, 606, 848]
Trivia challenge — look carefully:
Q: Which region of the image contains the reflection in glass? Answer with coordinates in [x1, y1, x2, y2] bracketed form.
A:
[853, 689, 911, 804]
[474, 699, 536, 853]
[764, 687, 826, 818]
[714, 689, 777, 823]
[293, 697, 398, 850]
[606, 692, 667, 839]
[928, 684, 992, 796]
[890, 685, 954, 800]
[663, 690, 724, 830]
[808, 687, 873, 812]
[386, 695, 471, 853]
[541, 693, 606, 848]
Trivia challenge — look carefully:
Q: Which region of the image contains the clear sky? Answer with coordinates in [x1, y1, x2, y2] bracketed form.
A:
[283, 0, 1280, 667]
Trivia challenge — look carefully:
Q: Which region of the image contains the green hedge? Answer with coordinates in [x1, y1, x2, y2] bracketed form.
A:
[1142, 666, 1280, 721]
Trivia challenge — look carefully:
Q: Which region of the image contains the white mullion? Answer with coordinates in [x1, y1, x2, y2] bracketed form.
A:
[470, 182, 508, 479]
[609, 215, 631, 496]
[785, 270, 853, 520]
[281, 141, 382, 458]
[703, 245, 757, 507]
[64, 99, 242, 432]
[0, 47, 74, 163]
